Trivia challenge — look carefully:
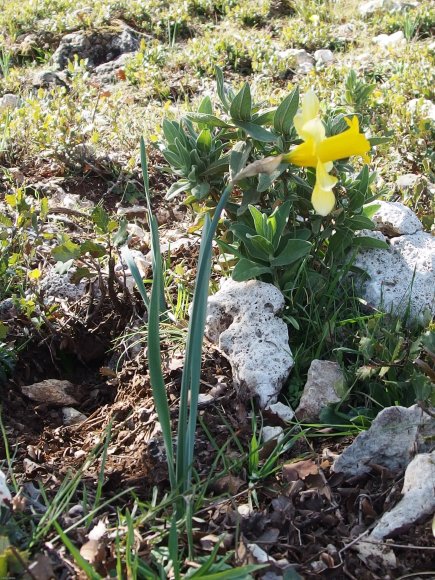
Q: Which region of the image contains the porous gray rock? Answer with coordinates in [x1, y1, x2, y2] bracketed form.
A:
[32, 70, 69, 90]
[332, 405, 434, 477]
[39, 269, 90, 302]
[93, 52, 132, 83]
[367, 200, 423, 236]
[369, 451, 435, 540]
[51, 28, 140, 70]
[353, 202, 434, 322]
[205, 279, 293, 408]
[295, 360, 344, 420]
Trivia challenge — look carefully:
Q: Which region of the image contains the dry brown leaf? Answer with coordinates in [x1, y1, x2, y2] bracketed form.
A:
[282, 459, 319, 482]
[210, 474, 245, 495]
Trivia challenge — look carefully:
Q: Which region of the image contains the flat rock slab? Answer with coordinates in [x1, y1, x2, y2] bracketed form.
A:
[353, 202, 434, 322]
[369, 451, 435, 540]
[21, 379, 79, 406]
[295, 360, 344, 420]
[332, 405, 434, 477]
[205, 279, 293, 408]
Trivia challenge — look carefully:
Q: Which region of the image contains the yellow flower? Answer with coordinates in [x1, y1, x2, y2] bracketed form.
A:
[282, 90, 371, 216]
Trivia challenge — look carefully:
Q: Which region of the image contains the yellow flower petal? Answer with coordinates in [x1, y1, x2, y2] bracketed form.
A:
[282, 140, 317, 167]
[294, 89, 320, 140]
[311, 162, 337, 216]
[316, 116, 370, 163]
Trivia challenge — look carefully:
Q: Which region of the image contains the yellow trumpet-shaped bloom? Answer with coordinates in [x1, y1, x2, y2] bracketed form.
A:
[282, 90, 371, 215]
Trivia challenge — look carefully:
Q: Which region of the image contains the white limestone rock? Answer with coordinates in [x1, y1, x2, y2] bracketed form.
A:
[367, 200, 423, 236]
[369, 451, 435, 540]
[262, 426, 284, 444]
[266, 402, 295, 422]
[205, 279, 293, 408]
[314, 49, 334, 65]
[295, 360, 344, 420]
[396, 174, 419, 191]
[332, 405, 434, 477]
[279, 49, 314, 75]
[0, 470, 12, 508]
[407, 98, 435, 122]
[373, 31, 406, 48]
[353, 202, 434, 322]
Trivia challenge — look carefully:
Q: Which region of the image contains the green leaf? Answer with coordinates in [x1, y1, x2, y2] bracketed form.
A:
[201, 155, 229, 176]
[230, 82, 252, 122]
[187, 113, 231, 128]
[91, 206, 110, 233]
[166, 179, 191, 200]
[232, 258, 272, 281]
[80, 240, 106, 258]
[70, 267, 92, 283]
[252, 108, 275, 126]
[353, 236, 389, 250]
[198, 95, 213, 115]
[369, 136, 391, 147]
[0, 213, 13, 227]
[229, 141, 252, 181]
[233, 121, 276, 142]
[274, 87, 299, 135]
[345, 215, 375, 231]
[121, 246, 150, 310]
[113, 218, 128, 247]
[215, 65, 231, 111]
[271, 200, 291, 248]
[270, 239, 311, 267]
[196, 129, 212, 153]
[52, 240, 81, 262]
[246, 234, 275, 260]
[191, 182, 210, 199]
[256, 164, 286, 192]
[248, 205, 265, 236]
[363, 203, 381, 219]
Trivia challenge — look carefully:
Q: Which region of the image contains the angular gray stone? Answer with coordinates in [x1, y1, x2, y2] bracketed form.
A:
[205, 279, 293, 408]
[262, 426, 284, 444]
[22, 379, 79, 406]
[332, 405, 434, 477]
[353, 202, 434, 322]
[295, 360, 344, 420]
[0, 93, 21, 111]
[62, 407, 87, 426]
[367, 200, 423, 236]
[51, 28, 140, 70]
[370, 451, 435, 540]
[266, 402, 295, 422]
